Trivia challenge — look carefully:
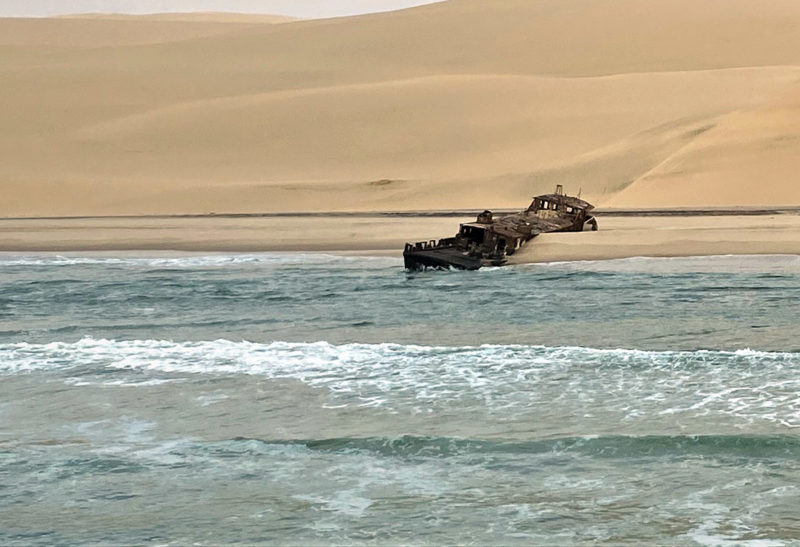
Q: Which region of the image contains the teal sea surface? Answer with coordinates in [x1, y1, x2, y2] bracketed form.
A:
[2, 253, 800, 545]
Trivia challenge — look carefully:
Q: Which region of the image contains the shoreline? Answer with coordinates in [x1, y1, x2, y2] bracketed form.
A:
[3, 206, 800, 221]
[2, 213, 800, 263]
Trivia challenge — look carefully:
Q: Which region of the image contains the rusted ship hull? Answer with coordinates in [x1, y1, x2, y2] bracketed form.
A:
[403, 186, 596, 271]
[403, 244, 483, 271]
[403, 239, 501, 270]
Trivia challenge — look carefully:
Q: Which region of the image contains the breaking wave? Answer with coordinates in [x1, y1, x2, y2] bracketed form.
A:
[3, 337, 797, 375]
[0, 253, 399, 268]
[4, 338, 800, 426]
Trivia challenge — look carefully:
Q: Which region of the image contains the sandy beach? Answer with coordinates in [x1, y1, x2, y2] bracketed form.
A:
[511, 214, 800, 264]
[0, 215, 470, 253]
[1, 213, 799, 263]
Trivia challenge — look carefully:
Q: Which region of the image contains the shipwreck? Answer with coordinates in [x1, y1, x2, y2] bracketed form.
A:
[403, 185, 597, 270]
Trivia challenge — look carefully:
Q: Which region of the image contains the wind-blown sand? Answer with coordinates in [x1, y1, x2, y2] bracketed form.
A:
[2, 1, 800, 259]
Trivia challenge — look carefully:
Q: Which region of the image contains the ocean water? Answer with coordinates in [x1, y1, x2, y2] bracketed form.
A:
[2, 253, 800, 545]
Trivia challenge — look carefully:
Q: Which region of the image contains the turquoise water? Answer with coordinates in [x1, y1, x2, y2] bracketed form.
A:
[2, 253, 800, 544]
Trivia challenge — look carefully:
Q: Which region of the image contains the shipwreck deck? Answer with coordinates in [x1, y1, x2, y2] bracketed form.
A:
[403, 244, 482, 270]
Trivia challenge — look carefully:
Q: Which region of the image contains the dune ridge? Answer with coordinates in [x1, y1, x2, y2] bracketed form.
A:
[2, 0, 800, 217]
[57, 12, 297, 24]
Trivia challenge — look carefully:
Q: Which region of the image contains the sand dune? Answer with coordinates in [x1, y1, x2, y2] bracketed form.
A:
[604, 85, 800, 208]
[2, 0, 800, 217]
[59, 13, 296, 24]
[0, 16, 289, 49]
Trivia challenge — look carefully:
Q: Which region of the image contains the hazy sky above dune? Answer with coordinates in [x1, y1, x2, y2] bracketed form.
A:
[0, 0, 442, 18]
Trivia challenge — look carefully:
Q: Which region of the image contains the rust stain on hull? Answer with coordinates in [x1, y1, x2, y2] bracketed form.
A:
[403, 185, 597, 270]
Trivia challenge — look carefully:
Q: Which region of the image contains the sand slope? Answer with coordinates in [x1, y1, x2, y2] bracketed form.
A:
[0, 15, 291, 49]
[604, 85, 800, 208]
[2, 0, 800, 216]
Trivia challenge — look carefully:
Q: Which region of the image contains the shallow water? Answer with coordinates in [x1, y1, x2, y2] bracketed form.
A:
[2, 253, 800, 544]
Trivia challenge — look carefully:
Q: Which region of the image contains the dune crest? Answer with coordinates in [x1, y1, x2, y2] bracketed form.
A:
[58, 12, 297, 24]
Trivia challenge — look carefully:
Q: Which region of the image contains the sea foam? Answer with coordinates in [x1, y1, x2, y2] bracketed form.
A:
[0, 253, 399, 268]
[3, 337, 796, 376]
[4, 338, 800, 426]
